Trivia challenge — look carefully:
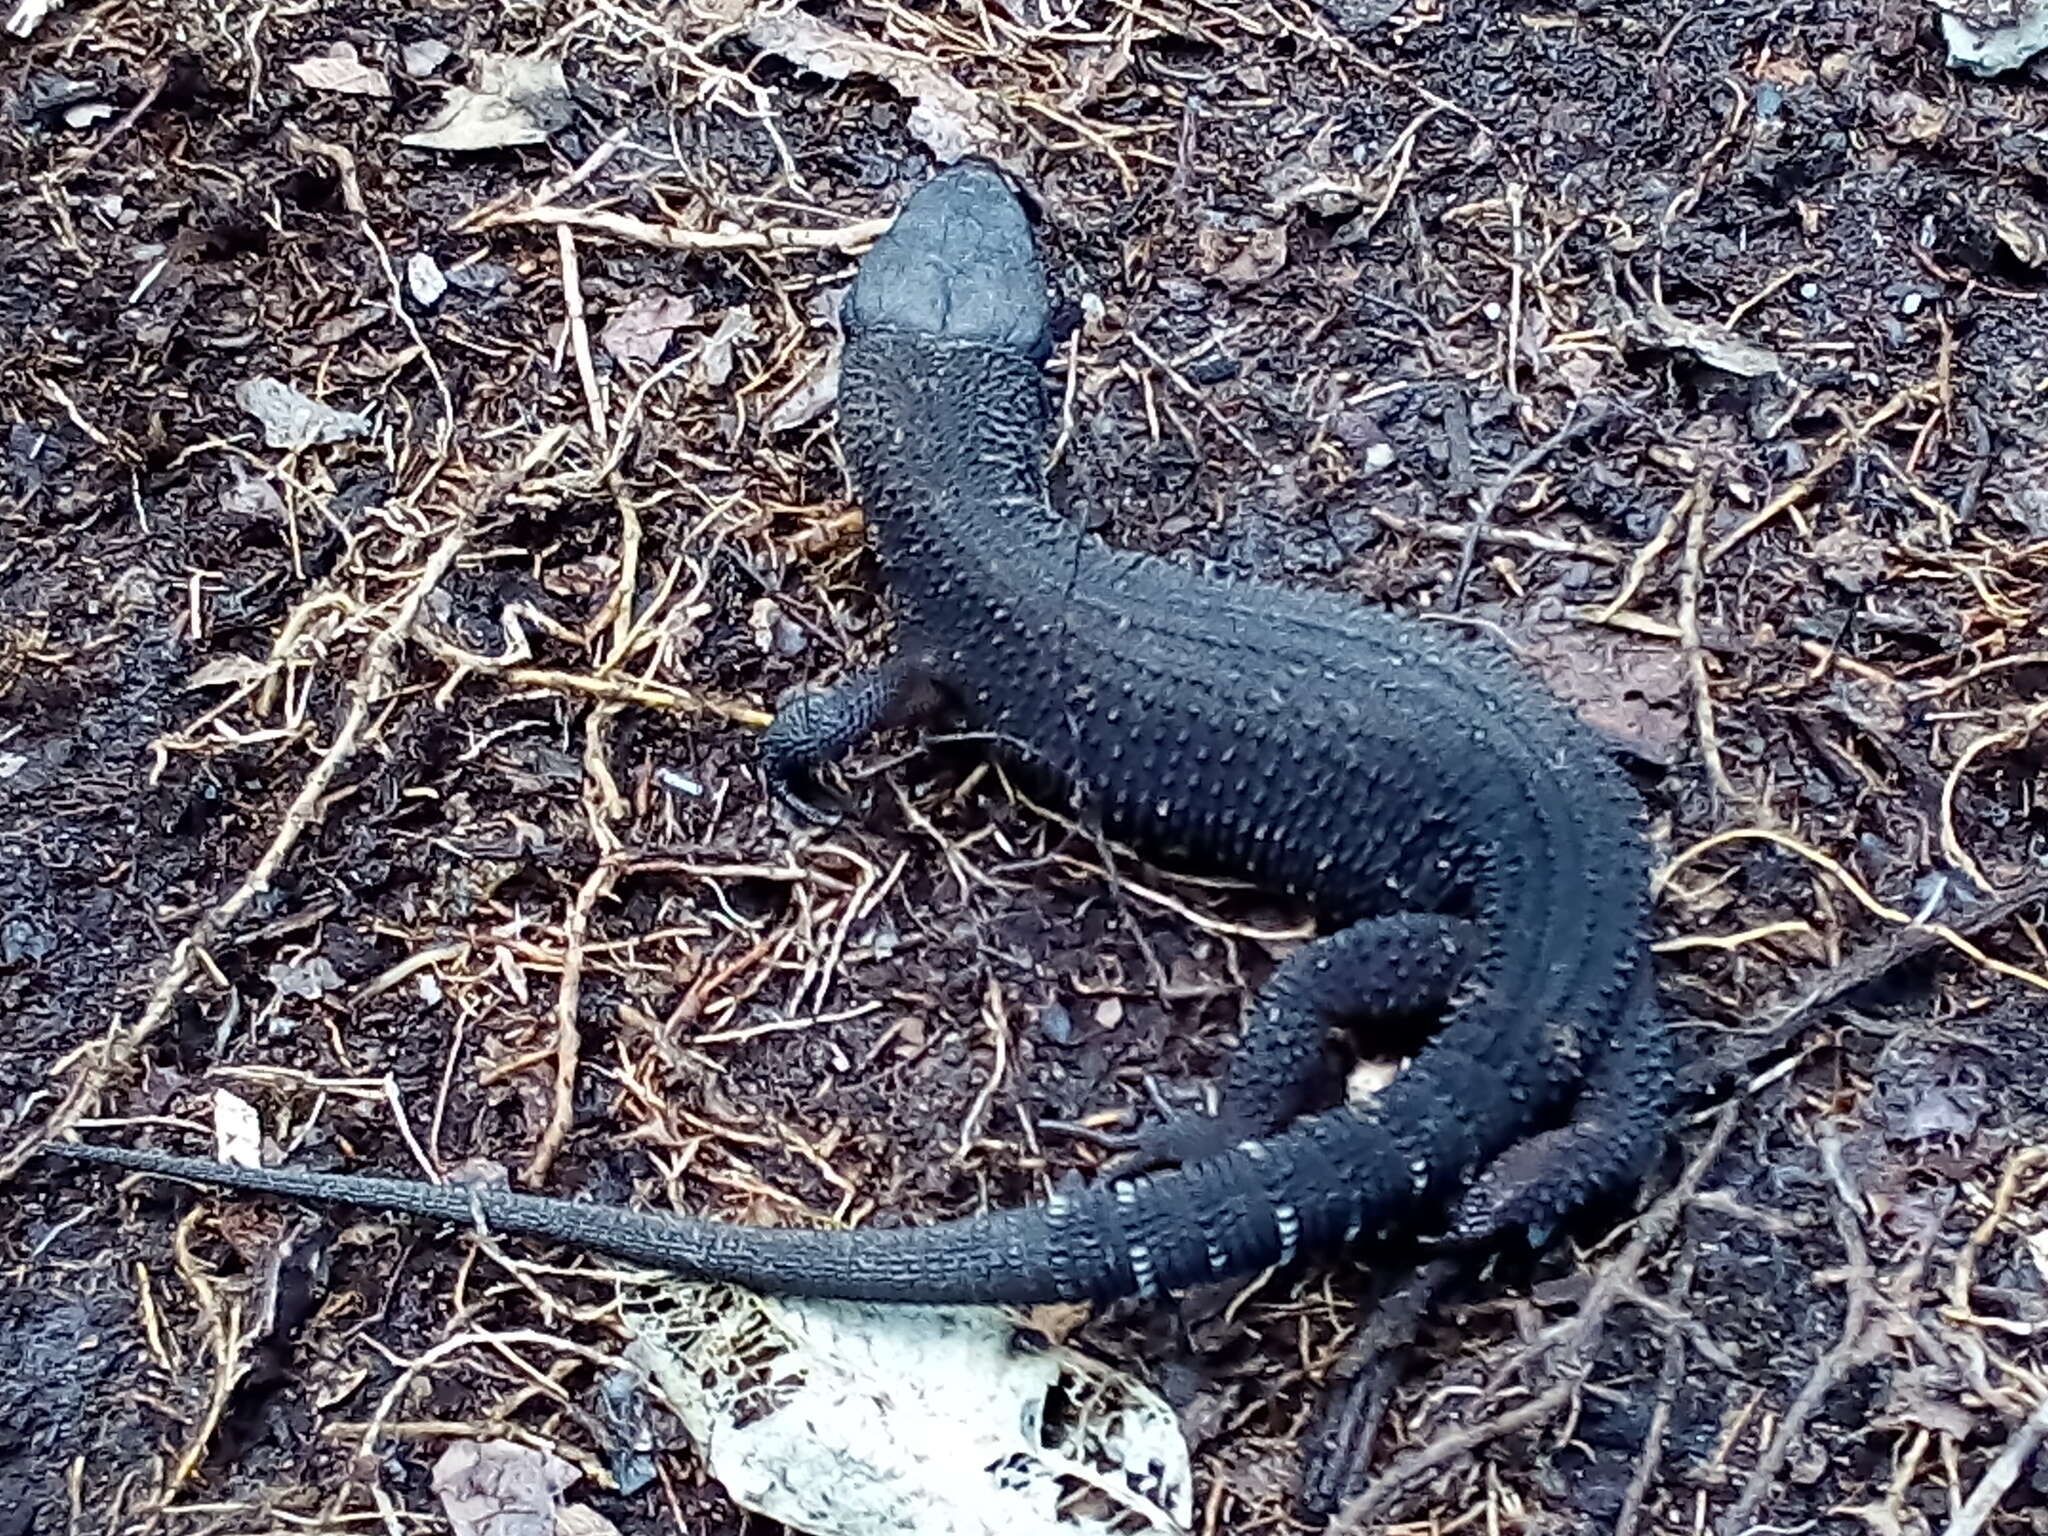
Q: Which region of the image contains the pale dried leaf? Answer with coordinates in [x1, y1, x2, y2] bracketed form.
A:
[236, 376, 373, 449]
[268, 955, 345, 1000]
[310, 307, 386, 346]
[1635, 301, 1782, 378]
[599, 291, 695, 370]
[2027, 1229, 2048, 1289]
[432, 1440, 578, 1536]
[694, 307, 757, 392]
[402, 39, 453, 77]
[213, 1089, 264, 1169]
[764, 341, 841, 433]
[185, 654, 271, 690]
[223, 463, 286, 523]
[554, 1509, 619, 1536]
[1871, 89, 1948, 146]
[1994, 208, 2048, 267]
[1220, 227, 1288, 287]
[288, 44, 392, 98]
[1941, 0, 2048, 74]
[747, 10, 998, 161]
[1516, 623, 1691, 762]
[403, 54, 570, 152]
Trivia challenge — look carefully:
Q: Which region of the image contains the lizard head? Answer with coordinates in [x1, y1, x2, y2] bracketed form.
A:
[842, 158, 1054, 361]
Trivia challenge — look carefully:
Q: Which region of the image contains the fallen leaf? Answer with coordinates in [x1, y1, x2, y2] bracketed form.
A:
[403, 54, 570, 152]
[268, 955, 345, 1000]
[599, 291, 695, 370]
[213, 1088, 264, 1169]
[1940, 0, 2048, 75]
[1633, 299, 1782, 378]
[1196, 225, 1290, 288]
[1870, 88, 1948, 146]
[1994, 208, 2048, 267]
[236, 376, 372, 450]
[747, 9, 998, 161]
[432, 1440, 578, 1536]
[223, 462, 286, 523]
[1753, 55, 1815, 88]
[185, 654, 271, 690]
[1873, 1365, 1978, 1440]
[1220, 226, 1288, 287]
[289, 43, 392, 99]
[1514, 622, 1691, 762]
[554, 1509, 619, 1536]
[1812, 526, 1888, 594]
[2027, 1229, 2048, 1290]
[310, 307, 386, 346]
[764, 341, 841, 433]
[693, 307, 757, 392]
[402, 39, 454, 78]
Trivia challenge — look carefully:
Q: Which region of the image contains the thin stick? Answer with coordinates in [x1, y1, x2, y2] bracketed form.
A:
[1941, 1391, 2048, 1536]
[1717, 1129, 1881, 1532]
[3, 503, 478, 1181]
[487, 204, 888, 254]
[1677, 475, 1739, 801]
[1446, 405, 1604, 610]
[557, 226, 609, 457]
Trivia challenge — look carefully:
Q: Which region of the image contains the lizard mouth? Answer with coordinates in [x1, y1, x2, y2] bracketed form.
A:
[840, 158, 1054, 360]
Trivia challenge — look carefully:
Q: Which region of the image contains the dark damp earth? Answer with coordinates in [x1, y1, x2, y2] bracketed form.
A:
[4, 2, 2047, 1533]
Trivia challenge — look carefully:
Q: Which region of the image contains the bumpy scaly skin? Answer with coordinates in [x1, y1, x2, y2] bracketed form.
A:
[54, 161, 1673, 1303]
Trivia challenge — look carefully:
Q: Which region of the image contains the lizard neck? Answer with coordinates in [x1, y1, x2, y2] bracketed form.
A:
[837, 333, 1082, 636]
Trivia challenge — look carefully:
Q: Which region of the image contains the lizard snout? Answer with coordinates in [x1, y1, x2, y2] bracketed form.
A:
[842, 159, 1053, 360]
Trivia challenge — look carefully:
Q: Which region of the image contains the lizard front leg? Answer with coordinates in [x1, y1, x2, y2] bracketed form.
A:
[758, 655, 949, 821]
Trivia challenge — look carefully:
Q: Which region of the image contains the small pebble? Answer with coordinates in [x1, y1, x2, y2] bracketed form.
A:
[656, 766, 704, 797]
[407, 252, 447, 308]
[1093, 997, 1124, 1028]
[1038, 1002, 1075, 1046]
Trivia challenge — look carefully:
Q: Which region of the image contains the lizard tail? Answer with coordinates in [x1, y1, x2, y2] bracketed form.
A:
[50, 1093, 1457, 1304]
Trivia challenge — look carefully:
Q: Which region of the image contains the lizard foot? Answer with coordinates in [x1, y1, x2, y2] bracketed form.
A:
[1098, 1113, 1248, 1179]
[1039, 1081, 1248, 1175]
[1097, 1080, 1256, 1178]
[1423, 1121, 1613, 1252]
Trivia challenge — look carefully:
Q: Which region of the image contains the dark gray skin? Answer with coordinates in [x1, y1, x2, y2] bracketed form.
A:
[53, 161, 1672, 1305]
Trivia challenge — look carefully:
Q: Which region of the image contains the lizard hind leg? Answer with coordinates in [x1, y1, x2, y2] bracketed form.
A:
[1108, 913, 1484, 1176]
[1438, 963, 1672, 1248]
[758, 656, 949, 822]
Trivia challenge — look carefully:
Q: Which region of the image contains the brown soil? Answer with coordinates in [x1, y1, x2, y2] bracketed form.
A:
[4, 1, 2047, 1533]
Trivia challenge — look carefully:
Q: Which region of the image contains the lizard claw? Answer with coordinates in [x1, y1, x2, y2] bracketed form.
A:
[1093, 1080, 1249, 1178]
[1100, 1112, 1246, 1179]
[1430, 1125, 1596, 1251]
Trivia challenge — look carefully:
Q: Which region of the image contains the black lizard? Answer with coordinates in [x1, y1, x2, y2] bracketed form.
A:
[52, 160, 1672, 1305]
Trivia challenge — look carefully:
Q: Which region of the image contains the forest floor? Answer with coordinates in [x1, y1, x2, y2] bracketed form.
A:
[4, 0, 2048, 1533]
